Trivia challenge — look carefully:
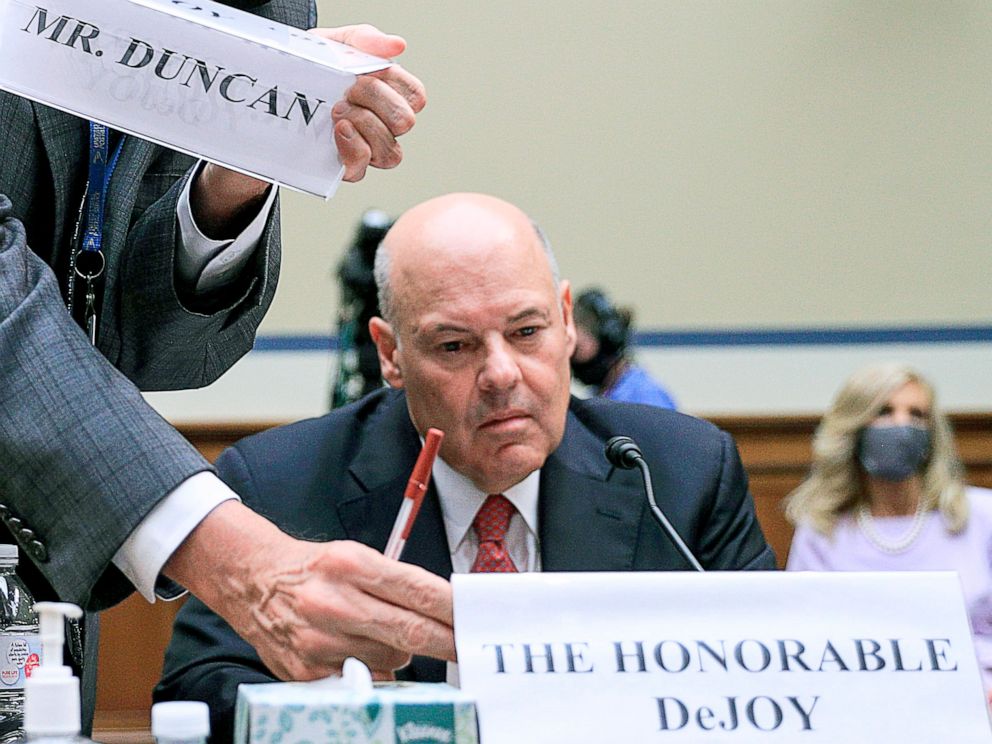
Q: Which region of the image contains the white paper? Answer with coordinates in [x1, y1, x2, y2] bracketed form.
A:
[132, 0, 388, 73]
[0, 0, 390, 197]
[453, 571, 992, 743]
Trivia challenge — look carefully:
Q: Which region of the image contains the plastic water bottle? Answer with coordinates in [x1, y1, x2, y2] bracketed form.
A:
[151, 701, 210, 744]
[0, 545, 40, 743]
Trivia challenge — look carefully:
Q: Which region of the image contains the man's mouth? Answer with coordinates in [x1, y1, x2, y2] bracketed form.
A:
[479, 410, 530, 430]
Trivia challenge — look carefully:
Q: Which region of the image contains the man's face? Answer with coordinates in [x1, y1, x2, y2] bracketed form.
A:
[371, 195, 576, 494]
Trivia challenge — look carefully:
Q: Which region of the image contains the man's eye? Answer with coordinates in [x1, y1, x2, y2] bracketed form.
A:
[517, 326, 538, 337]
[878, 405, 893, 416]
[441, 341, 462, 352]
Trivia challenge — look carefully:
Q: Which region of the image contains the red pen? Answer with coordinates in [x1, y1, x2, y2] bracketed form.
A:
[384, 428, 444, 560]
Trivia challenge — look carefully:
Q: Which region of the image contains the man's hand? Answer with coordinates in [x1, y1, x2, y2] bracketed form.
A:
[311, 25, 427, 182]
[189, 24, 424, 238]
[164, 501, 455, 679]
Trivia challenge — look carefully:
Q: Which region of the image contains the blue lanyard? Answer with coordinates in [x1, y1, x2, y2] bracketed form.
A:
[82, 122, 125, 255]
[69, 122, 126, 345]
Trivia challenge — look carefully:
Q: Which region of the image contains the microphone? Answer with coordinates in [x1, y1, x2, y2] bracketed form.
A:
[605, 436, 704, 572]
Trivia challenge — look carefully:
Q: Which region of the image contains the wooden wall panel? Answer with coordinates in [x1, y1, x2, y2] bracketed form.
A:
[94, 413, 992, 722]
[708, 416, 817, 568]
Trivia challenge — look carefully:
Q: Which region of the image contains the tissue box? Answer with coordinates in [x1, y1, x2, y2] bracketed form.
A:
[0, 0, 390, 197]
[234, 680, 480, 744]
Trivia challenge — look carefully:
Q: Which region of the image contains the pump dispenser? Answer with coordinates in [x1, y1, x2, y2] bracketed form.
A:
[22, 603, 92, 743]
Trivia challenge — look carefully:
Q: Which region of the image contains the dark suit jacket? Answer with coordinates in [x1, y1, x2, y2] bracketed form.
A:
[155, 388, 775, 742]
[0, 0, 314, 731]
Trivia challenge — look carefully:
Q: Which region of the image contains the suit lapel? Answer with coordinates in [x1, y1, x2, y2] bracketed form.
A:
[34, 103, 157, 335]
[33, 104, 85, 256]
[539, 408, 647, 571]
[336, 392, 453, 580]
[97, 135, 154, 352]
[34, 103, 156, 253]
[102, 135, 155, 257]
[400, 490, 453, 581]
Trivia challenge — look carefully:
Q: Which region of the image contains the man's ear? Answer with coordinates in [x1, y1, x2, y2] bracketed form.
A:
[369, 317, 404, 388]
[560, 280, 577, 357]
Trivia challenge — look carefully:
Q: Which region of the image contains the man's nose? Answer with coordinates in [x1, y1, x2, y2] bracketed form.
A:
[478, 338, 522, 391]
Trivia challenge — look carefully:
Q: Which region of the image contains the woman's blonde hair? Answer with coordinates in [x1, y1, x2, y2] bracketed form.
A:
[784, 361, 967, 535]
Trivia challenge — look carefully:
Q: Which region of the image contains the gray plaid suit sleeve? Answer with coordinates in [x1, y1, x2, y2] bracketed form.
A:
[0, 195, 210, 610]
[0, 0, 317, 610]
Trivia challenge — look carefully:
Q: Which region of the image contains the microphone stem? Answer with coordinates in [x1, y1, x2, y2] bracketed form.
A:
[637, 458, 704, 572]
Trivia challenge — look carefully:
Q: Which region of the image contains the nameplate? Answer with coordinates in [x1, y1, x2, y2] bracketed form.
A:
[0, 0, 390, 197]
[453, 571, 991, 743]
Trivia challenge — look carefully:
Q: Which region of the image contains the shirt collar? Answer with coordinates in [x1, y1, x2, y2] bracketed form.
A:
[431, 456, 541, 552]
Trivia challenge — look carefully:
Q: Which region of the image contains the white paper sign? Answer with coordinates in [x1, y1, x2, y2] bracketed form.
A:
[453, 572, 992, 743]
[0, 0, 390, 197]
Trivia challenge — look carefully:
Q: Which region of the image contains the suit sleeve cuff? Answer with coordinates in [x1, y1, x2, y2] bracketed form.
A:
[176, 161, 278, 294]
[112, 471, 241, 602]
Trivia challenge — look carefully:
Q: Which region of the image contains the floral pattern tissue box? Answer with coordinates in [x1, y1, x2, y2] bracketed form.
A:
[234, 678, 479, 744]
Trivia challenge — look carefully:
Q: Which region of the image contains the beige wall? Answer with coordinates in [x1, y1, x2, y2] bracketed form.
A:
[265, 1, 992, 335]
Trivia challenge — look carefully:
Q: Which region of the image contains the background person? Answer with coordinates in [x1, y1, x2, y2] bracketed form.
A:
[570, 287, 676, 409]
[331, 208, 392, 408]
[155, 192, 774, 742]
[0, 1, 452, 731]
[785, 361, 992, 694]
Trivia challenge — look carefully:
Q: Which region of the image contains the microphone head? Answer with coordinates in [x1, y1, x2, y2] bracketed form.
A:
[605, 435, 643, 470]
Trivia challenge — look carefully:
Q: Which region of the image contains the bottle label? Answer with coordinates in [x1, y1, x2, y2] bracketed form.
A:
[0, 636, 41, 690]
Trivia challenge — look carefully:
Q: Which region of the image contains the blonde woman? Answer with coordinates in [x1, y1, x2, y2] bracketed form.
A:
[785, 362, 992, 692]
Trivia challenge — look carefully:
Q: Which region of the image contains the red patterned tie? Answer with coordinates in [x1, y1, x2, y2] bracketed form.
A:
[470, 494, 518, 573]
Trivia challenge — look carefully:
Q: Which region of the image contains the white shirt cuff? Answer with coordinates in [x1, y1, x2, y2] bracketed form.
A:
[112, 471, 240, 603]
[176, 162, 278, 294]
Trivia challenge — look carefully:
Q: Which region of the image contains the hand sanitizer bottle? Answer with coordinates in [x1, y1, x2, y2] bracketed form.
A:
[151, 701, 209, 744]
[21, 603, 93, 743]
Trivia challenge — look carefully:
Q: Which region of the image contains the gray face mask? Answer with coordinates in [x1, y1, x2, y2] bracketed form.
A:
[857, 425, 931, 482]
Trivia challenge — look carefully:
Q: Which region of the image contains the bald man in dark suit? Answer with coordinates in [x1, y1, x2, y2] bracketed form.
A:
[156, 193, 774, 742]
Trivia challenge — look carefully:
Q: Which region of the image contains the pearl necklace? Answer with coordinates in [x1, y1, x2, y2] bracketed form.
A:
[855, 501, 928, 555]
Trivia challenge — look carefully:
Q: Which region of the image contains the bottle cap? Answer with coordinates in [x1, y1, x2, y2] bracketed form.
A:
[24, 602, 83, 737]
[152, 701, 210, 740]
[0, 544, 18, 563]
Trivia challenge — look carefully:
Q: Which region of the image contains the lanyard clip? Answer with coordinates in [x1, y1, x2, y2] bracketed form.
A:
[84, 286, 98, 346]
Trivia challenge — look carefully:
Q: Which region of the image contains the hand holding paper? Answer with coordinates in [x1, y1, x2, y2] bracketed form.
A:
[191, 23, 426, 233]
[0, 0, 425, 196]
[313, 25, 427, 183]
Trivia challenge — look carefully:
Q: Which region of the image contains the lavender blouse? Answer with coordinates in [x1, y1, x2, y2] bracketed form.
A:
[787, 486, 992, 691]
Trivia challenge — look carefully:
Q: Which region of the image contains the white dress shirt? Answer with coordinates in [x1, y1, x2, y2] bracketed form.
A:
[431, 458, 542, 574]
[432, 459, 543, 685]
[111, 165, 276, 601]
[175, 162, 278, 293]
